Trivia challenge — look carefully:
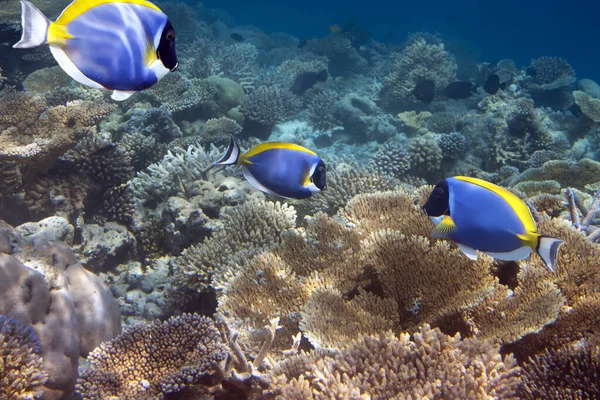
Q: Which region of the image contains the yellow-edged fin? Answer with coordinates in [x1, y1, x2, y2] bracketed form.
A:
[47, 23, 73, 46]
[455, 176, 537, 233]
[430, 215, 457, 238]
[244, 142, 316, 159]
[301, 171, 311, 187]
[517, 232, 539, 249]
[143, 31, 157, 66]
[56, 0, 162, 26]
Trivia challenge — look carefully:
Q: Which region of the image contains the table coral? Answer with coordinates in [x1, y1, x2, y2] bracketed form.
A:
[77, 313, 228, 400]
[0, 90, 116, 166]
[0, 316, 47, 400]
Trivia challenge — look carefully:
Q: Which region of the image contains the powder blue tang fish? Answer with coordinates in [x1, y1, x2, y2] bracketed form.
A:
[216, 137, 327, 199]
[422, 176, 563, 272]
[13, 0, 178, 101]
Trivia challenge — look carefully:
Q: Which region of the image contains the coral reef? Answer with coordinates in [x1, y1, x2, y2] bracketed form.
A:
[77, 313, 228, 399]
[0, 230, 121, 399]
[0, 316, 47, 400]
[239, 86, 301, 139]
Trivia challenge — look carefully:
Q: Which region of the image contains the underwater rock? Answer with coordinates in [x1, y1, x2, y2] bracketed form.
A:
[333, 94, 398, 143]
[573, 90, 600, 123]
[577, 78, 600, 99]
[0, 235, 120, 398]
[16, 216, 75, 247]
[78, 222, 136, 272]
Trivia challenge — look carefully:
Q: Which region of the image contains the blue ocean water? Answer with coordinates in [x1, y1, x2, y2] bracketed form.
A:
[204, 0, 600, 81]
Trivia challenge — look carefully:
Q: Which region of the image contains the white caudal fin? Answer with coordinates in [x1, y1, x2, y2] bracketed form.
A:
[111, 90, 137, 101]
[536, 236, 563, 272]
[215, 136, 241, 165]
[13, 0, 51, 49]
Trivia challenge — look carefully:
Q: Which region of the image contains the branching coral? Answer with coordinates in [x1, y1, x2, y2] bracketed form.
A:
[201, 117, 243, 145]
[307, 90, 340, 132]
[267, 325, 521, 399]
[173, 200, 297, 294]
[519, 343, 600, 399]
[0, 90, 115, 165]
[77, 313, 228, 400]
[0, 316, 47, 400]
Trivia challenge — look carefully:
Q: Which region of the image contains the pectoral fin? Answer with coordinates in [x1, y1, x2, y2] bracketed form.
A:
[430, 215, 457, 238]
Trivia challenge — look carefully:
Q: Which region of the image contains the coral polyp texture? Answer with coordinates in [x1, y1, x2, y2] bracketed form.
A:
[77, 313, 228, 399]
[0, 316, 47, 400]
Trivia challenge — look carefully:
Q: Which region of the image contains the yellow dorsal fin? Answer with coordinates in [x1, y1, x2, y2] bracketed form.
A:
[245, 142, 316, 159]
[455, 176, 537, 233]
[56, 0, 162, 26]
[47, 23, 73, 46]
[430, 215, 457, 239]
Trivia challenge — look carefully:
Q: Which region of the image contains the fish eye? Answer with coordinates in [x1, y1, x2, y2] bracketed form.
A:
[167, 30, 175, 41]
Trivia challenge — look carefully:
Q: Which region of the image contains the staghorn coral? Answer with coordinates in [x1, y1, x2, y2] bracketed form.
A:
[0, 91, 115, 165]
[382, 38, 457, 108]
[173, 200, 297, 294]
[267, 324, 521, 399]
[77, 313, 228, 399]
[97, 186, 135, 224]
[217, 189, 567, 360]
[519, 343, 600, 399]
[0, 316, 47, 400]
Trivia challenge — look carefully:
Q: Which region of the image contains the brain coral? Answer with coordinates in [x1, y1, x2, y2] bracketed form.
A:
[77, 313, 228, 400]
[0, 316, 47, 400]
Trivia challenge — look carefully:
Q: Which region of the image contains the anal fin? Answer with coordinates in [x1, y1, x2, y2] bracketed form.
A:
[457, 243, 478, 260]
[111, 90, 137, 101]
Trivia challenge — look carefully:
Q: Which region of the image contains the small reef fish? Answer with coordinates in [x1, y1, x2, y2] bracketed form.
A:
[412, 80, 435, 103]
[215, 137, 327, 199]
[290, 69, 328, 95]
[230, 33, 245, 42]
[443, 81, 477, 99]
[329, 24, 342, 34]
[483, 74, 506, 95]
[569, 103, 583, 117]
[13, 0, 178, 101]
[422, 176, 563, 272]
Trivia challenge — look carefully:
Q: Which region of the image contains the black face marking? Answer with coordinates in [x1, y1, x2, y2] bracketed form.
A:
[311, 160, 327, 190]
[157, 20, 178, 71]
[422, 179, 450, 217]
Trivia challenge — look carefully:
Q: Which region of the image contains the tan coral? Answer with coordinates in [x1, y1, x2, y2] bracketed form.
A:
[0, 316, 47, 400]
[0, 91, 115, 165]
[267, 324, 521, 399]
[77, 313, 228, 400]
[519, 343, 600, 399]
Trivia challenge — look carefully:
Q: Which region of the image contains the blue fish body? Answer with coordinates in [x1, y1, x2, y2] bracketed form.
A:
[216, 138, 327, 200]
[446, 177, 525, 253]
[63, 3, 167, 91]
[244, 147, 322, 199]
[13, 0, 178, 101]
[422, 176, 564, 272]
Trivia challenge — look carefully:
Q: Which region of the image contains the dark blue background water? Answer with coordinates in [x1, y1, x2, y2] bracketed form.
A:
[203, 0, 599, 82]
